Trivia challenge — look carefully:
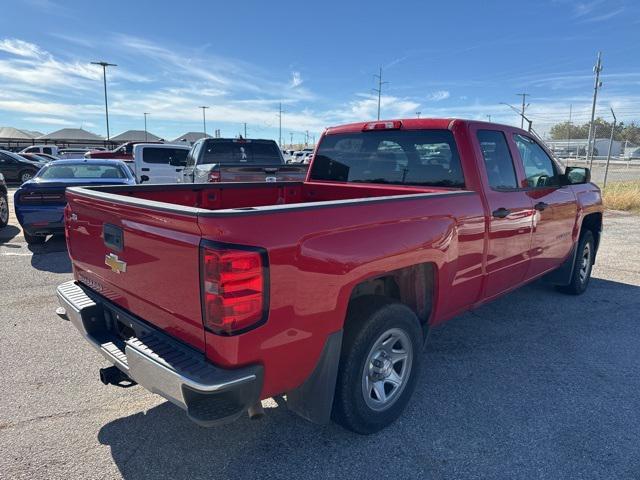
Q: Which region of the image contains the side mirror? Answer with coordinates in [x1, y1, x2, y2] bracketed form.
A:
[140, 175, 149, 183]
[563, 166, 590, 185]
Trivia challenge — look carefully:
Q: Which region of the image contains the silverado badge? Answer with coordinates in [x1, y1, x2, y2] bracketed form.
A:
[105, 253, 127, 274]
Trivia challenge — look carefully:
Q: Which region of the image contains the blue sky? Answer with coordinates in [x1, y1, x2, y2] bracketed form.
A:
[1, 0, 639, 142]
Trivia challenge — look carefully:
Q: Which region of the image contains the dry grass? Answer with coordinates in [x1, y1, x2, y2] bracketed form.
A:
[602, 180, 640, 212]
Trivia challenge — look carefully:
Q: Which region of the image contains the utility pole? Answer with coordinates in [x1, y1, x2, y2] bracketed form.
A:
[199, 106, 209, 137]
[586, 51, 603, 168]
[516, 93, 529, 129]
[91, 61, 117, 141]
[604, 107, 616, 188]
[485, 114, 492, 122]
[276, 102, 285, 147]
[243, 122, 247, 138]
[143, 112, 149, 142]
[373, 66, 388, 120]
[415, 111, 421, 118]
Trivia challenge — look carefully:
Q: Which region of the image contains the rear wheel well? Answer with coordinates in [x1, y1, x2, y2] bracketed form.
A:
[581, 212, 602, 256]
[347, 263, 435, 331]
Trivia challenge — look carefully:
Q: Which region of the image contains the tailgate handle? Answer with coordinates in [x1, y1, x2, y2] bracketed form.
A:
[103, 224, 124, 252]
[141, 168, 150, 172]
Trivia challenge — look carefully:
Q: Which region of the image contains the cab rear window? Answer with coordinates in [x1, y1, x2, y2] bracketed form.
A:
[200, 140, 282, 164]
[310, 129, 464, 187]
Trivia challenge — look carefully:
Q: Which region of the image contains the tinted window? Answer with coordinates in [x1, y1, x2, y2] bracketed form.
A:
[476, 130, 518, 189]
[142, 147, 188, 166]
[310, 130, 464, 187]
[38, 164, 127, 179]
[200, 141, 282, 165]
[43, 147, 52, 154]
[513, 134, 559, 187]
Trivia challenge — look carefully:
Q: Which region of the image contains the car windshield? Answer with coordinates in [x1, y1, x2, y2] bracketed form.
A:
[37, 163, 127, 180]
[200, 140, 282, 164]
[310, 129, 465, 187]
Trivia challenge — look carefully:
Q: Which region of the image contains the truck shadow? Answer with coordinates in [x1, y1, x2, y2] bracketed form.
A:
[97, 277, 640, 479]
[0, 225, 21, 243]
[29, 235, 71, 273]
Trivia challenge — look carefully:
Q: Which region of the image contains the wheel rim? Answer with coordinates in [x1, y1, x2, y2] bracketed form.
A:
[579, 242, 592, 283]
[21, 172, 32, 183]
[362, 328, 413, 412]
[0, 196, 7, 224]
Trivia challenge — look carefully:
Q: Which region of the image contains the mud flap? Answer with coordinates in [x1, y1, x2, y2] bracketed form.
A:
[287, 330, 343, 424]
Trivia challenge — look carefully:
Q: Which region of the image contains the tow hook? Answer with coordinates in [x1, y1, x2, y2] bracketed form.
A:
[247, 401, 265, 420]
[99, 366, 137, 388]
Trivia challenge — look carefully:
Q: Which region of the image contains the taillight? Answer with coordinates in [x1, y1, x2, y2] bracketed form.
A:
[200, 243, 268, 335]
[208, 171, 221, 182]
[362, 121, 402, 131]
[19, 191, 65, 203]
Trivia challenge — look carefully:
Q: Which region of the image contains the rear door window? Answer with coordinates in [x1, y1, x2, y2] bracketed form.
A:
[143, 148, 188, 166]
[310, 129, 464, 187]
[476, 130, 519, 190]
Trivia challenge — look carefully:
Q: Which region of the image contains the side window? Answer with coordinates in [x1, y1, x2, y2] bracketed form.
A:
[43, 147, 52, 155]
[513, 134, 559, 187]
[189, 141, 202, 166]
[142, 148, 170, 164]
[476, 130, 518, 190]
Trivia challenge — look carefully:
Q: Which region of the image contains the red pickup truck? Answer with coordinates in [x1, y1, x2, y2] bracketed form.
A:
[57, 119, 602, 434]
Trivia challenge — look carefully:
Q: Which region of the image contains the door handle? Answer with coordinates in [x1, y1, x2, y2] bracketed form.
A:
[175, 168, 183, 172]
[141, 168, 150, 172]
[492, 207, 511, 219]
[534, 202, 549, 211]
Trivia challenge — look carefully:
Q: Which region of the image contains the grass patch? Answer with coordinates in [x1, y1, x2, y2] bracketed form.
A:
[602, 180, 640, 212]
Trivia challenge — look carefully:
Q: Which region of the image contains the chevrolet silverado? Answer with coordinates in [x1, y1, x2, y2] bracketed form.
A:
[57, 119, 602, 434]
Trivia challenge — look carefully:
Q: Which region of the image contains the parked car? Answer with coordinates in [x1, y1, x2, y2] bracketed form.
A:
[19, 153, 53, 164]
[35, 153, 60, 162]
[0, 149, 45, 183]
[0, 173, 8, 228]
[181, 138, 308, 183]
[15, 159, 135, 244]
[85, 141, 163, 161]
[57, 118, 602, 434]
[58, 148, 91, 159]
[131, 143, 190, 184]
[20, 145, 60, 156]
[289, 151, 306, 163]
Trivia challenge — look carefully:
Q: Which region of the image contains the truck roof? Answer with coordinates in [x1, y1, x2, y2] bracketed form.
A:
[324, 118, 516, 135]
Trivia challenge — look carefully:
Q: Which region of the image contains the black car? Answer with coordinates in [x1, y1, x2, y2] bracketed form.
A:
[0, 172, 8, 228]
[0, 149, 45, 184]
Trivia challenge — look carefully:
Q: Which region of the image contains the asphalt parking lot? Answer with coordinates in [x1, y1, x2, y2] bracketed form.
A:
[1, 186, 639, 480]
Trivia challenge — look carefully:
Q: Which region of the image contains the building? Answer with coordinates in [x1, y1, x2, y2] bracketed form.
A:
[0, 126, 43, 150]
[110, 130, 163, 143]
[172, 132, 212, 145]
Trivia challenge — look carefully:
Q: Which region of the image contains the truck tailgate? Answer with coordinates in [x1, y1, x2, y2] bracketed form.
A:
[65, 190, 206, 351]
[219, 164, 307, 182]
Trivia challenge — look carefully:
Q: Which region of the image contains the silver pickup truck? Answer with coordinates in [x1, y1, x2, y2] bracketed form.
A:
[181, 138, 308, 183]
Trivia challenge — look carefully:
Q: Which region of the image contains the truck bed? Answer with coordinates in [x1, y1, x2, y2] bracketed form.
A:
[67, 181, 462, 214]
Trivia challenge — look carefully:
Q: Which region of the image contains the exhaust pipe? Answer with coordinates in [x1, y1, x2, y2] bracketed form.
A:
[247, 401, 265, 420]
[99, 366, 133, 386]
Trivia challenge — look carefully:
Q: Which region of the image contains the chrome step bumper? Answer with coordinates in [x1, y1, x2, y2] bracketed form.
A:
[56, 280, 263, 426]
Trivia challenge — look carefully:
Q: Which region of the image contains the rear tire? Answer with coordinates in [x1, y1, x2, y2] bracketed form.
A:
[557, 230, 594, 295]
[332, 296, 423, 434]
[24, 232, 46, 245]
[0, 193, 8, 228]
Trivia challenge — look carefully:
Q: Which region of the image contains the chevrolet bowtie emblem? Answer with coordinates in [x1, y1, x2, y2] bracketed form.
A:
[105, 253, 127, 274]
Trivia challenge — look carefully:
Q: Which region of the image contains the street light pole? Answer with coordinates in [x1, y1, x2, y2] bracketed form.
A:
[199, 106, 209, 137]
[91, 61, 117, 142]
[143, 113, 149, 142]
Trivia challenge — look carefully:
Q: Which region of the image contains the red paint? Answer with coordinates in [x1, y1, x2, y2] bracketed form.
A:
[64, 119, 603, 399]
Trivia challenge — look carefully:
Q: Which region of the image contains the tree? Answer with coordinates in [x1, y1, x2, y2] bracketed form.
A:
[549, 121, 588, 140]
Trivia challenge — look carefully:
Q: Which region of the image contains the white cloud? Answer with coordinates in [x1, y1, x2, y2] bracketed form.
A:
[426, 90, 450, 101]
[0, 39, 46, 59]
[290, 71, 303, 88]
[327, 94, 420, 123]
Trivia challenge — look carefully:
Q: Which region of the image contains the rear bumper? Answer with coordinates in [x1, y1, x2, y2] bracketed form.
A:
[56, 280, 263, 427]
[15, 204, 64, 236]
